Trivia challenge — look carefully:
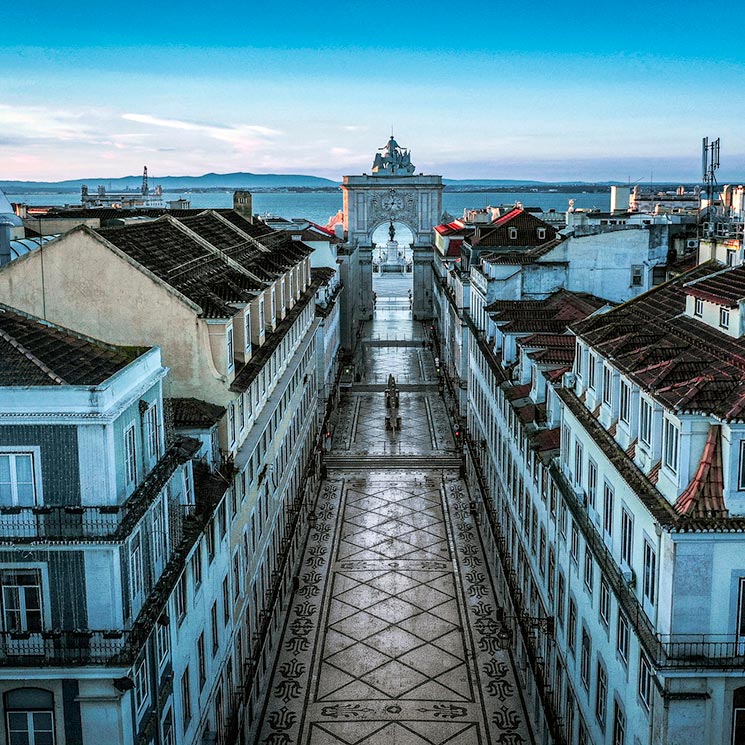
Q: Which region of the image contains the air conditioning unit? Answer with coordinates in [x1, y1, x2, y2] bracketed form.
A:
[686, 239, 699, 249]
[563, 372, 576, 388]
[622, 569, 636, 588]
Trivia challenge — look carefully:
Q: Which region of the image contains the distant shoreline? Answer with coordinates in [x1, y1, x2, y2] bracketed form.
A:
[4, 182, 697, 197]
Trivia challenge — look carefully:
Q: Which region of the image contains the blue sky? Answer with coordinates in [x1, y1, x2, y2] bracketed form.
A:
[2, 0, 745, 181]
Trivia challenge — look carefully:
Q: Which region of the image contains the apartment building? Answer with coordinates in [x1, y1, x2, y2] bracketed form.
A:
[0, 206, 342, 744]
[439, 210, 745, 743]
[0, 304, 229, 745]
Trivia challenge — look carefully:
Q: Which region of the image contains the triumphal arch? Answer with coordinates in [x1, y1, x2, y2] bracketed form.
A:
[341, 136, 443, 321]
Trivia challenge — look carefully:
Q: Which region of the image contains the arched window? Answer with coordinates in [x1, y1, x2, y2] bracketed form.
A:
[5, 688, 55, 745]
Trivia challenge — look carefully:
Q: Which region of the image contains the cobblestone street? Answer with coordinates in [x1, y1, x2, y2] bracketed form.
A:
[256, 285, 534, 745]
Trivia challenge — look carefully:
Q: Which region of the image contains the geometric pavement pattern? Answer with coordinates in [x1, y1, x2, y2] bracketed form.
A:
[257, 473, 534, 745]
[255, 316, 533, 745]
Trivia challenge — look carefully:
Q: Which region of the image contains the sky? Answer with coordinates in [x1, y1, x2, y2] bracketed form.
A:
[2, 0, 745, 183]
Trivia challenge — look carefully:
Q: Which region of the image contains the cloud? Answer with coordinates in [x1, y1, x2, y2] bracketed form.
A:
[121, 113, 281, 142]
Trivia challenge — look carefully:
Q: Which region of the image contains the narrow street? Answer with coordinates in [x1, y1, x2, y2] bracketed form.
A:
[256, 280, 534, 745]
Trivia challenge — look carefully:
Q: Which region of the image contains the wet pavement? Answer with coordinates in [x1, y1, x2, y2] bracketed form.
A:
[256, 282, 533, 745]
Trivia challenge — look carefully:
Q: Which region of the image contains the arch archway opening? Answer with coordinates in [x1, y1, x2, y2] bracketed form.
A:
[371, 220, 413, 315]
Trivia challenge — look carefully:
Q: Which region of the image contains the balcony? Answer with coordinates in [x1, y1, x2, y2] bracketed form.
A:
[659, 635, 745, 669]
[0, 439, 199, 543]
[0, 629, 128, 666]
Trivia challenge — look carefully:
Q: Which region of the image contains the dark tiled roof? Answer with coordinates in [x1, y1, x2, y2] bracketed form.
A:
[169, 397, 226, 429]
[468, 208, 558, 248]
[0, 304, 144, 386]
[683, 264, 745, 307]
[97, 216, 264, 319]
[572, 262, 745, 420]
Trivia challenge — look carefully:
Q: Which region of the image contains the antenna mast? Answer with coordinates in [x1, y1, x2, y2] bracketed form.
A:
[702, 137, 720, 208]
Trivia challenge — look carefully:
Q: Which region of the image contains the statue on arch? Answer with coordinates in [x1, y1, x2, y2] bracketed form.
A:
[372, 134, 416, 175]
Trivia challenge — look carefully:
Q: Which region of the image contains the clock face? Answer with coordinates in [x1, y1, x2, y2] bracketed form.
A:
[381, 193, 405, 212]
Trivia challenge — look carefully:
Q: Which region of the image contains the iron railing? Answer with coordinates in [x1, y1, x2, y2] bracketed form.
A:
[0, 629, 128, 666]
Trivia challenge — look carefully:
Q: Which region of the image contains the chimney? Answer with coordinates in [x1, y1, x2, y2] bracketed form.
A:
[233, 191, 253, 222]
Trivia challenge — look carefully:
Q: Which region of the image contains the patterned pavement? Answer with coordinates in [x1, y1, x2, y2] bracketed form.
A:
[255, 312, 534, 745]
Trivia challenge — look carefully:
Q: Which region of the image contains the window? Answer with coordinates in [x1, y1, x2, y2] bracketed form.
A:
[599, 576, 610, 628]
[211, 602, 219, 655]
[574, 441, 583, 486]
[568, 598, 577, 656]
[557, 572, 566, 628]
[228, 403, 236, 446]
[621, 508, 633, 566]
[181, 667, 191, 730]
[233, 552, 241, 601]
[619, 381, 630, 424]
[584, 548, 594, 595]
[0, 570, 43, 632]
[206, 521, 215, 562]
[631, 265, 643, 286]
[617, 611, 629, 665]
[5, 689, 55, 745]
[190, 544, 202, 592]
[175, 573, 187, 622]
[638, 652, 652, 710]
[588, 353, 596, 390]
[222, 575, 230, 625]
[508, 227, 518, 240]
[612, 700, 626, 745]
[124, 425, 137, 485]
[603, 482, 614, 537]
[570, 523, 580, 565]
[161, 708, 174, 745]
[737, 578, 745, 637]
[134, 652, 149, 713]
[738, 442, 745, 491]
[580, 628, 591, 690]
[258, 299, 265, 333]
[145, 404, 160, 460]
[197, 632, 206, 690]
[537, 227, 547, 240]
[183, 466, 193, 503]
[639, 398, 652, 446]
[643, 539, 657, 606]
[244, 309, 252, 352]
[694, 298, 704, 317]
[1, 451, 40, 508]
[226, 326, 234, 371]
[156, 617, 169, 667]
[721, 307, 731, 329]
[587, 459, 597, 511]
[603, 365, 613, 406]
[130, 532, 144, 601]
[596, 661, 607, 730]
[152, 500, 167, 568]
[663, 417, 680, 474]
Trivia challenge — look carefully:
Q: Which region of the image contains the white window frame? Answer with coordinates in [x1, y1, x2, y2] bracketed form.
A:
[145, 404, 161, 461]
[638, 652, 652, 710]
[130, 530, 144, 602]
[617, 611, 629, 665]
[226, 326, 235, 371]
[694, 297, 704, 317]
[620, 507, 633, 567]
[124, 424, 137, 486]
[602, 365, 613, 406]
[0, 568, 45, 633]
[721, 307, 731, 329]
[619, 381, 630, 424]
[631, 265, 643, 287]
[643, 538, 657, 607]
[156, 617, 169, 668]
[0, 448, 42, 507]
[663, 416, 680, 474]
[244, 308, 252, 353]
[134, 652, 149, 714]
[639, 398, 653, 446]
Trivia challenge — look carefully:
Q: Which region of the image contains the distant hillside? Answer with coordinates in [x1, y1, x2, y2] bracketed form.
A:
[1, 172, 339, 193]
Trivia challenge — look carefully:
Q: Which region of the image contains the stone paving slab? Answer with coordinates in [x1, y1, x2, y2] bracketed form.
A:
[257, 471, 533, 745]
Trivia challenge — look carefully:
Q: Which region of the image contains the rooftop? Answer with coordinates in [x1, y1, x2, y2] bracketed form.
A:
[0, 304, 144, 386]
[572, 262, 745, 420]
[169, 397, 226, 429]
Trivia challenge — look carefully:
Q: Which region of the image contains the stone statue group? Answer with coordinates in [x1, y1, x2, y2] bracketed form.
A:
[372, 136, 416, 175]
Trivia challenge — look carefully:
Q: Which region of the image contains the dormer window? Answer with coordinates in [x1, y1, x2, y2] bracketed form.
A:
[537, 227, 546, 241]
[226, 327, 234, 371]
[508, 227, 518, 240]
[694, 298, 703, 317]
[720, 307, 730, 329]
